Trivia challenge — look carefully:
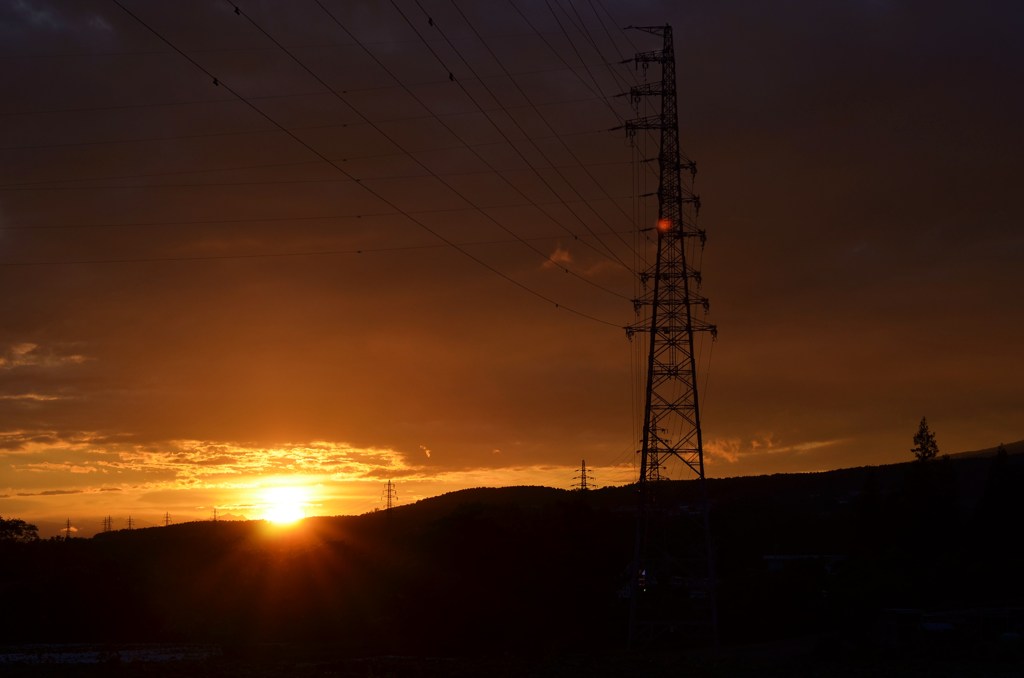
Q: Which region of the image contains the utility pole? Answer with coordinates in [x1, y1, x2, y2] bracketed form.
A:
[620, 24, 718, 649]
[573, 459, 595, 491]
[383, 479, 397, 511]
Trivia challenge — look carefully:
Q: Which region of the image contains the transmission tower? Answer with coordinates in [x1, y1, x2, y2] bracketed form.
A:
[573, 459, 595, 491]
[620, 24, 718, 648]
[127, 515, 134, 530]
[383, 479, 397, 511]
[102, 516, 112, 533]
[64, 518, 72, 541]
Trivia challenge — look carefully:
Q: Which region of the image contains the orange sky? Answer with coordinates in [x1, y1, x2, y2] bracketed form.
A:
[2, 1, 1022, 537]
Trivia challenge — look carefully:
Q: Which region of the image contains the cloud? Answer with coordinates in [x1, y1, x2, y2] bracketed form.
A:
[20, 461, 98, 475]
[704, 435, 849, 470]
[542, 244, 573, 270]
[0, 393, 64, 402]
[3, 434, 413, 488]
[0, 429, 107, 452]
[7, 0, 112, 35]
[16, 489, 83, 497]
[0, 343, 38, 368]
[0, 343, 89, 370]
[705, 438, 742, 464]
[419, 445, 431, 459]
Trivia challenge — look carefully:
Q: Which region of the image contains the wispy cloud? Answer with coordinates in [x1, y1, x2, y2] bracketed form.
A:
[542, 244, 573, 270]
[705, 435, 849, 469]
[16, 489, 83, 497]
[0, 393, 64, 402]
[0, 342, 89, 370]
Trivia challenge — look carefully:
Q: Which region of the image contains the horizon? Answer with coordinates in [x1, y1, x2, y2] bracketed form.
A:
[20, 436, 1022, 539]
[2, 2, 1022, 538]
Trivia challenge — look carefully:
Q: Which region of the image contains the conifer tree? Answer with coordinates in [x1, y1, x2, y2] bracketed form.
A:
[911, 416, 939, 462]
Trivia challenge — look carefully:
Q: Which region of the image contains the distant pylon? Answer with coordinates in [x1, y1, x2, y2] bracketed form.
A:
[102, 516, 112, 532]
[164, 512, 171, 527]
[620, 23, 718, 648]
[383, 479, 397, 511]
[573, 459, 595, 490]
[127, 515, 134, 530]
[64, 518, 72, 541]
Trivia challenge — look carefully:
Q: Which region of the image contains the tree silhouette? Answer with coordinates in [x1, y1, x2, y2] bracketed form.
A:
[910, 417, 939, 462]
[0, 517, 39, 542]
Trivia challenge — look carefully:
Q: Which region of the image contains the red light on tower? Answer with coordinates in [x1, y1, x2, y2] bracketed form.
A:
[657, 217, 673, 232]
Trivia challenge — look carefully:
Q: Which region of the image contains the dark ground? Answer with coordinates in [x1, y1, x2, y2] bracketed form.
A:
[3, 641, 1023, 678]
[3, 447, 1023, 675]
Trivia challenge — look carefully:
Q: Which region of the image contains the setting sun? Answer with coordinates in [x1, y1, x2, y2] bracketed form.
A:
[260, 486, 310, 524]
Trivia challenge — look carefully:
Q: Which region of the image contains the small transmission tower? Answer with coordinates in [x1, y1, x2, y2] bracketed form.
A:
[573, 459, 595, 491]
[383, 479, 397, 511]
[621, 23, 718, 648]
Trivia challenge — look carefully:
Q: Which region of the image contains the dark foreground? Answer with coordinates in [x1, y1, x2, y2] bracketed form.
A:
[3, 450, 1023, 675]
[2, 641, 1023, 678]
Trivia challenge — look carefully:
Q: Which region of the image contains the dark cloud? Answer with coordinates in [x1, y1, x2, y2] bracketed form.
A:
[17, 489, 82, 497]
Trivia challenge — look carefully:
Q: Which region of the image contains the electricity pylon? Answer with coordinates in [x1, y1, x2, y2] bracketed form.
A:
[620, 24, 718, 648]
[383, 479, 397, 511]
[573, 459, 595, 491]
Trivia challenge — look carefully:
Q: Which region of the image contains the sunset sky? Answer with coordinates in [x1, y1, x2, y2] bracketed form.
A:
[2, 0, 1021, 537]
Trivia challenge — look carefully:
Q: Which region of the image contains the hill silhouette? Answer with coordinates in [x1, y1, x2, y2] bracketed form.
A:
[2, 449, 1023, 672]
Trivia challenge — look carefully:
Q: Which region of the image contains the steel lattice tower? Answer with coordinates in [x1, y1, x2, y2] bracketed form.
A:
[621, 24, 717, 647]
[573, 459, 595, 491]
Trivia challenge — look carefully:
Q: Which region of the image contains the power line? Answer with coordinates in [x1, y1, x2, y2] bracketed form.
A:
[584, 0, 635, 61]
[443, 0, 637, 255]
[0, 160, 635, 193]
[0, 94, 616, 154]
[0, 126, 614, 190]
[101, 1, 625, 328]
[228, 0, 629, 300]
[310, 0, 636, 272]
[395, 0, 633, 271]
[0, 229, 631, 267]
[0, 207, 630, 233]
[507, 0, 661, 168]
[0, 33, 627, 62]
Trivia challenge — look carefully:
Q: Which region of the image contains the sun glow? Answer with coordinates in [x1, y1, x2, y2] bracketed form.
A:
[260, 486, 310, 524]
